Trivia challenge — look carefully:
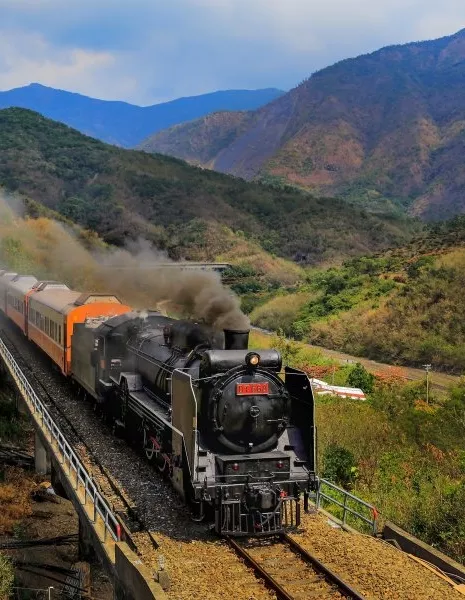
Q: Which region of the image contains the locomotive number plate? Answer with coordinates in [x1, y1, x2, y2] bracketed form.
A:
[236, 382, 269, 396]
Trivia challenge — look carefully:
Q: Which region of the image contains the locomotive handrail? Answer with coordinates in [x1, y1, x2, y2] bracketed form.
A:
[317, 478, 378, 535]
[0, 335, 121, 542]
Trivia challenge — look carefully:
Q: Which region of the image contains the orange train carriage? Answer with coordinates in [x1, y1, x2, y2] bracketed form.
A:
[6, 280, 73, 337]
[0, 270, 131, 375]
[27, 289, 130, 375]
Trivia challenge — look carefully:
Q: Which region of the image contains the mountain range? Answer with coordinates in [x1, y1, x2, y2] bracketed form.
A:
[140, 28, 465, 221]
[0, 84, 283, 147]
[0, 108, 413, 270]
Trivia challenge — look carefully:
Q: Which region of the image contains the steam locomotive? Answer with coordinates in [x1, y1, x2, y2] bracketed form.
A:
[0, 271, 318, 536]
[72, 313, 318, 535]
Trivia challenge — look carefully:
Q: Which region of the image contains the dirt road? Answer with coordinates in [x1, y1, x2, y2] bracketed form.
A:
[252, 327, 459, 391]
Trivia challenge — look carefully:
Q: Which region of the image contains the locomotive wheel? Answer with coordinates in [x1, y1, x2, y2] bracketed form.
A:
[145, 438, 156, 461]
[156, 456, 168, 475]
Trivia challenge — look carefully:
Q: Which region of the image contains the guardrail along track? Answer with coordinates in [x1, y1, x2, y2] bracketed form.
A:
[0, 328, 141, 529]
[0, 333, 122, 543]
[227, 533, 366, 600]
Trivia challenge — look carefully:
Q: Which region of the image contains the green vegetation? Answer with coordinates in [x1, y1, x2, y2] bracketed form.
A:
[316, 384, 465, 562]
[0, 108, 413, 270]
[249, 329, 337, 371]
[346, 363, 375, 393]
[322, 444, 358, 488]
[0, 375, 29, 447]
[256, 332, 465, 562]
[251, 218, 465, 372]
[308, 248, 465, 372]
[0, 553, 13, 599]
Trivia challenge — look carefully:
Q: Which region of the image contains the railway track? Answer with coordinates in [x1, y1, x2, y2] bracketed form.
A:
[227, 533, 366, 600]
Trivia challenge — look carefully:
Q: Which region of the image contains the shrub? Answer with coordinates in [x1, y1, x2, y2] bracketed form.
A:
[323, 443, 357, 488]
[347, 363, 375, 393]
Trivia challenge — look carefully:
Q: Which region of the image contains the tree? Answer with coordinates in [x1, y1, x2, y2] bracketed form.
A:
[270, 330, 300, 365]
[322, 443, 357, 488]
[347, 363, 375, 393]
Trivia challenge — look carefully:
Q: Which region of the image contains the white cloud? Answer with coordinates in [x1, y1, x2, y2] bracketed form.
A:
[0, 31, 138, 100]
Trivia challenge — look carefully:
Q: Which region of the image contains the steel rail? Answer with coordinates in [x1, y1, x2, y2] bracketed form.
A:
[227, 533, 367, 600]
[283, 533, 367, 599]
[226, 535, 294, 600]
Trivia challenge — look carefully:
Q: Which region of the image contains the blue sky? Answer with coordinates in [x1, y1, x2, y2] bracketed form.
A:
[0, 0, 464, 105]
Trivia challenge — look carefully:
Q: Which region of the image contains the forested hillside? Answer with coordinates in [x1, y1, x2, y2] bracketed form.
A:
[144, 28, 465, 221]
[250, 218, 465, 372]
[0, 108, 413, 267]
[138, 111, 252, 166]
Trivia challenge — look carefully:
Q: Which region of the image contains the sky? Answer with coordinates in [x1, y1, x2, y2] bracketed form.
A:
[0, 0, 464, 106]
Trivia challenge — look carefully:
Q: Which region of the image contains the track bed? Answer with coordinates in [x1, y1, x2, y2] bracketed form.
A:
[228, 533, 365, 600]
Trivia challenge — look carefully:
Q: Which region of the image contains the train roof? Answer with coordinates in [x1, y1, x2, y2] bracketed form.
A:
[30, 289, 124, 315]
[7, 276, 38, 294]
[32, 281, 70, 292]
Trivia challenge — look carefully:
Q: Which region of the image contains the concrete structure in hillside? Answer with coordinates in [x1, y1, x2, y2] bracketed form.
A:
[34, 430, 51, 475]
[107, 262, 231, 274]
[310, 378, 366, 400]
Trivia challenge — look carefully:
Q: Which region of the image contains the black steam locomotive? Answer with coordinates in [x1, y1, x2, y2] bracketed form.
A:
[71, 312, 318, 536]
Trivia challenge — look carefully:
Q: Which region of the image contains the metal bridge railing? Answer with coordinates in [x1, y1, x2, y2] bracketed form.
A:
[0, 336, 121, 542]
[317, 478, 378, 535]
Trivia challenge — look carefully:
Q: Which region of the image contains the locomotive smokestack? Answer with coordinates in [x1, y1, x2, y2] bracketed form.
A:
[224, 329, 250, 350]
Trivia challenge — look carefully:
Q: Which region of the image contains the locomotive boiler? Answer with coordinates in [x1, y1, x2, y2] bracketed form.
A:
[72, 312, 318, 536]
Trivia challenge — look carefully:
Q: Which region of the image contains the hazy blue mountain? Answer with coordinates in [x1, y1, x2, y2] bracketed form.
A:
[0, 83, 284, 147]
[142, 28, 465, 220]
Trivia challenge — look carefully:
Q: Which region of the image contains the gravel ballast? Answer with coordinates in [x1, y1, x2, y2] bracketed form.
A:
[291, 511, 464, 600]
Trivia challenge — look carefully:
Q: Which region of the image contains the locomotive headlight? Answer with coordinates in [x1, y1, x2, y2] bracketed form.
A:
[245, 352, 260, 368]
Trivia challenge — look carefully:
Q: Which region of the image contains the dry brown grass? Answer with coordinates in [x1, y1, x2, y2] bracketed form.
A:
[0, 467, 36, 535]
[216, 229, 304, 285]
[250, 291, 314, 331]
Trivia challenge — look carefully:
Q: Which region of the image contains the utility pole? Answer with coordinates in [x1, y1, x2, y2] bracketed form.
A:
[423, 364, 431, 404]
